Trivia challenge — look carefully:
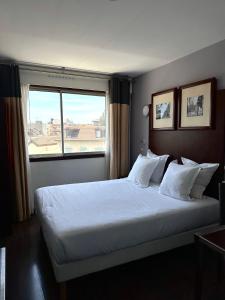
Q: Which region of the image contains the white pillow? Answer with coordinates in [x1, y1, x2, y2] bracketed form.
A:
[159, 162, 200, 200]
[181, 157, 219, 199]
[128, 155, 160, 188]
[171, 159, 178, 164]
[147, 149, 169, 183]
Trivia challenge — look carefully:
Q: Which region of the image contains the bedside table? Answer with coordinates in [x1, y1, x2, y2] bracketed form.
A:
[194, 226, 225, 300]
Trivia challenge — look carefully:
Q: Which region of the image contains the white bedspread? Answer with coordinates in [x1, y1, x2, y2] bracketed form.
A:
[35, 179, 219, 264]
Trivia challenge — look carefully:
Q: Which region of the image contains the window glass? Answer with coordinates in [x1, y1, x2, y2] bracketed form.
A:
[27, 89, 106, 158]
[62, 93, 106, 153]
[27, 91, 62, 156]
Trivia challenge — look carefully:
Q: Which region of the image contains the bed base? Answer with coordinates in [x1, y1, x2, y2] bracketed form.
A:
[46, 223, 219, 300]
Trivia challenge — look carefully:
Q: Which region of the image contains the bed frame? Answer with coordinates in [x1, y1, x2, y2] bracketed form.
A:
[47, 224, 219, 299]
[42, 89, 225, 300]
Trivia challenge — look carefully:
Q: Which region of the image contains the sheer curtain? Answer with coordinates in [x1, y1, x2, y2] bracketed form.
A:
[105, 90, 110, 179]
[21, 84, 34, 213]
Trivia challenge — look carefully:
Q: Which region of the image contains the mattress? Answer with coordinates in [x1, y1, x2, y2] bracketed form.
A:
[35, 179, 219, 265]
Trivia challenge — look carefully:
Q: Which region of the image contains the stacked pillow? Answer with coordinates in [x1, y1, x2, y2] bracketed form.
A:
[128, 154, 160, 188]
[159, 162, 200, 201]
[128, 149, 169, 187]
[181, 157, 219, 199]
[159, 158, 219, 201]
[147, 149, 169, 184]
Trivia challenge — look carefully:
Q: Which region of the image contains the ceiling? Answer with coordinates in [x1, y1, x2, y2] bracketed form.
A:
[1, 0, 225, 77]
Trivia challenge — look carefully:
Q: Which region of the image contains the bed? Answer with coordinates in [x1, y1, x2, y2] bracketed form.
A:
[35, 89, 225, 299]
[35, 179, 219, 283]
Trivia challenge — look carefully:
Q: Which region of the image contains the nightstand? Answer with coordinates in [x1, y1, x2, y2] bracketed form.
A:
[194, 226, 225, 300]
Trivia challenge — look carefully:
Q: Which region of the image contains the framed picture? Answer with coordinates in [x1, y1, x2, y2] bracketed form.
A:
[178, 78, 216, 129]
[151, 88, 177, 130]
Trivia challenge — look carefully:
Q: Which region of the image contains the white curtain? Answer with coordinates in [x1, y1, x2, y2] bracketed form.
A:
[105, 90, 110, 179]
[21, 84, 34, 213]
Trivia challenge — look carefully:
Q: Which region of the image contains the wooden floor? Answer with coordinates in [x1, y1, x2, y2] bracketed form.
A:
[1, 217, 225, 300]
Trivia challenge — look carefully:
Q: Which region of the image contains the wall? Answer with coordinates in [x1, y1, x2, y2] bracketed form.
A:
[30, 158, 107, 192]
[131, 39, 225, 162]
[20, 68, 109, 193]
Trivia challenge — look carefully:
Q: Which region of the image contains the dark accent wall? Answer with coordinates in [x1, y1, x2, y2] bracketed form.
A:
[131, 39, 225, 162]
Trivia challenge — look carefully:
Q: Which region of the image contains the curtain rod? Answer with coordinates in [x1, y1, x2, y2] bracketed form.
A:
[0, 60, 132, 80]
[18, 62, 111, 80]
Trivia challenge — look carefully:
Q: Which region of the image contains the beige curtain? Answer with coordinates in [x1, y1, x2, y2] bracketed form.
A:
[5, 97, 30, 221]
[109, 77, 130, 179]
[21, 84, 33, 214]
[0, 65, 30, 223]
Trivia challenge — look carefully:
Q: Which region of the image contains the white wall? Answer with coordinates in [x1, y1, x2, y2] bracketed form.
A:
[30, 157, 107, 192]
[20, 68, 109, 193]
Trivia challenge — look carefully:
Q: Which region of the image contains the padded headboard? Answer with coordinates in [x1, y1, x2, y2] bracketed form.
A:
[149, 89, 225, 199]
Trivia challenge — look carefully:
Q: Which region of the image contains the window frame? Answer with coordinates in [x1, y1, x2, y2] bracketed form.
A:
[28, 85, 106, 162]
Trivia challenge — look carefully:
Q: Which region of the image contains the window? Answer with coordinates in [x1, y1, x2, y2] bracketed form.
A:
[27, 86, 106, 160]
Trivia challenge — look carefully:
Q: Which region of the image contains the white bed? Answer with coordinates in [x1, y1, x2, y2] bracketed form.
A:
[35, 178, 219, 283]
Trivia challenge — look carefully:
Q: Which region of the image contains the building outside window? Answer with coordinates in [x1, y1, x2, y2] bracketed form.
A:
[27, 87, 106, 159]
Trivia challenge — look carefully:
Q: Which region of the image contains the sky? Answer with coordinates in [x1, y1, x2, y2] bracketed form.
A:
[28, 91, 106, 124]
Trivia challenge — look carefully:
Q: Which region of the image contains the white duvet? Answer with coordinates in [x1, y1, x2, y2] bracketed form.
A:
[35, 179, 219, 264]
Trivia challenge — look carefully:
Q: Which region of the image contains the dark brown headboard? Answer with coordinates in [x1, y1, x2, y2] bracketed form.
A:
[149, 89, 225, 199]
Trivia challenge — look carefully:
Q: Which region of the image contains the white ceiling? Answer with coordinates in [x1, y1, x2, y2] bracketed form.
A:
[1, 0, 225, 77]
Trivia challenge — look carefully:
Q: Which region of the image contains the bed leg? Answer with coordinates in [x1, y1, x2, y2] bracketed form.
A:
[59, 282, 67, 300]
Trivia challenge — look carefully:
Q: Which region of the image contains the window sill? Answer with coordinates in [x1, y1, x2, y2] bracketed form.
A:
[29, 152, 105, 162]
